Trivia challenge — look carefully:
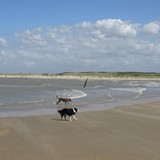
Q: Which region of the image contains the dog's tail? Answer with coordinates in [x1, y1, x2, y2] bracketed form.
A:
[56, 95, 59, 99]
[58, 110, 62, 113]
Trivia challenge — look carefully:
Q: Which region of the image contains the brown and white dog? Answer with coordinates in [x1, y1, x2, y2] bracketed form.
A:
[56, 95, 72, 104]
[58, 108, 79, 121]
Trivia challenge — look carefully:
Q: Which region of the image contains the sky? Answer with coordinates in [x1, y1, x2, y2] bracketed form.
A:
[0, 0, 160, 73]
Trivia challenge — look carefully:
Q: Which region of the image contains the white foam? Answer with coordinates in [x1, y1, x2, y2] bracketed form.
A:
[56, 89, 87, 99]
[18, 99, 45, 104]
[92, 85, 103, 88]
[135, 88, 146, 99]
[111, 87, 146, 99]
[130, 81, 160, 87]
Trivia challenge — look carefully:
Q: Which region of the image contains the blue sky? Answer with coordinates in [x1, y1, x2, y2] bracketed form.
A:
[0, 0, 160, 73]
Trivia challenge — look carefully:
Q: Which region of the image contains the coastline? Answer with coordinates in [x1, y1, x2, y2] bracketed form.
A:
[1, 75, 160, 119]
[0, 73, 160, 80]
[1, 101, 160, 160]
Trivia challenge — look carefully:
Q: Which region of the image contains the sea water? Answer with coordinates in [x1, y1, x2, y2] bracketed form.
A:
[0, 78, 160, 117]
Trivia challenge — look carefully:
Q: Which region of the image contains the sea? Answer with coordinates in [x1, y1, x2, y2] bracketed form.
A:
[0, 77, 160, 118]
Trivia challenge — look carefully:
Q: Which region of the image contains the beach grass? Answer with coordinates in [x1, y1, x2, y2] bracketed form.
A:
[59, 71, 160, 79]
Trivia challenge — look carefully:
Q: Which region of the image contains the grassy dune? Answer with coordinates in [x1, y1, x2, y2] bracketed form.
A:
[58, 72, 160, 79]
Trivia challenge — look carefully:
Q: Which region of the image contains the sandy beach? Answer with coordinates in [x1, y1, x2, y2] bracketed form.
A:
[0, 73, 160, 81]
[0, 102, 160, 160]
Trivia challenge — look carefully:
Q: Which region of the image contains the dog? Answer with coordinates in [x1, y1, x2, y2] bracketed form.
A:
[58, 108, 79, 121]
[56, 95, 72, 104]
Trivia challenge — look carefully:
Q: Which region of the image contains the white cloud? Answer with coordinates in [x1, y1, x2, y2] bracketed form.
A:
[15, 27, 47, 46]
[1, 19, 160, 73]
[0, 38, 7, 46]
[143, 22, 160, 34]
[95, 19, 137, 37]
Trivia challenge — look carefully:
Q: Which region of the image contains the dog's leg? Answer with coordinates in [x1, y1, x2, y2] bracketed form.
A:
[72, 115, 77, 120]
[56, 100, 60, 104]
[67, 101, 70, 105]
[69, 116, 72, 121]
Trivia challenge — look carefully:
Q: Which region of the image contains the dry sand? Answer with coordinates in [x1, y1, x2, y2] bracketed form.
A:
[1, 74, 160, 81]
[1, 102, 160, 160]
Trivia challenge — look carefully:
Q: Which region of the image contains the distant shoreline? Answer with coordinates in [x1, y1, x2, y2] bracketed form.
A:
[0, 73, 160, 80]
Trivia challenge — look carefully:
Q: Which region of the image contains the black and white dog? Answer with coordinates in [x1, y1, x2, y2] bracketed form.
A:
[58, 108, 79, 121]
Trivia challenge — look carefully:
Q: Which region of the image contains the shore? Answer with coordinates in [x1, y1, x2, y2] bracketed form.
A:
[1, 73, 160, 80]
[1, 102, 160, 160]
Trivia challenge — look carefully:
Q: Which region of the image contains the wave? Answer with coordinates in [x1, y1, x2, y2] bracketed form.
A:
[135, 88, 146, 99]
[0, 84, 51, 88]
[143, 82, 160, 87]
[0, 99, 45, 106]
[56, 89, 87, 99]
[92, 85, 103, 88]
[129, 81, 160, 87]
[18, 100, 45, 104]
[111, 87, 146, 99]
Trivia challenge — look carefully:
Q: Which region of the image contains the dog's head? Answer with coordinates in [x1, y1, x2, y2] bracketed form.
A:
[74, 108, 79, 113]
[68, 98, 72, 102]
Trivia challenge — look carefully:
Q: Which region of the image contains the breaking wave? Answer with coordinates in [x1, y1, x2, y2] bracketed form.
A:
[129, 81, 160, 87]
[111, 87, 146, 99]
[56, 89, 87, 99]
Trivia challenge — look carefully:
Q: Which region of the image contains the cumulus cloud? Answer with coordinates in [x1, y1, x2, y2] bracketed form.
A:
[15, 27, 48, 46]
[143, 22, 160, 34]
[1, 19, 160, 73]
[95, 19, 137, 37]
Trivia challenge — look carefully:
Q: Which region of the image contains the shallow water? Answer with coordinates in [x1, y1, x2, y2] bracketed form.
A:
[0, 78, 160, 117]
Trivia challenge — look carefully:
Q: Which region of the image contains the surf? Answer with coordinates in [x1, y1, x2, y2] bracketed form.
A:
[56, 89, 87, 99]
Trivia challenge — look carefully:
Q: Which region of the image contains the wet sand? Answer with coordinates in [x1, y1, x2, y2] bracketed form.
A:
[1, 102, 160, 160]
